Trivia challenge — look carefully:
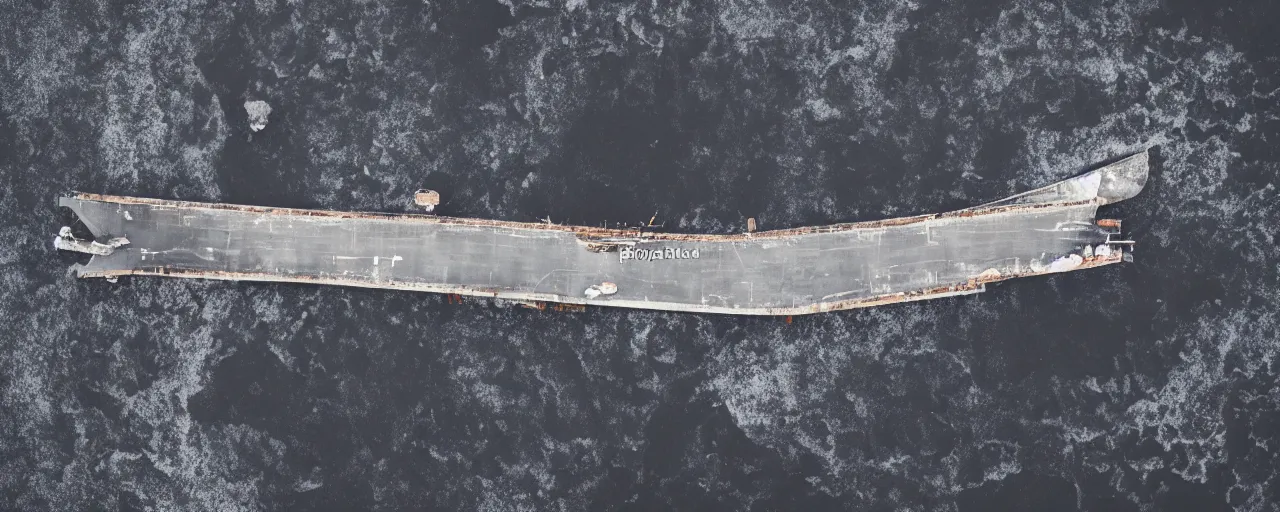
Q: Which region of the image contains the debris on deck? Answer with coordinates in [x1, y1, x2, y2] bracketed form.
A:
[584, 281, 618, 299]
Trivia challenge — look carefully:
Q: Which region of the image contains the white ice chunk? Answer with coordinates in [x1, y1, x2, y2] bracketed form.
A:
[1047, 254, 1085, 272]
[245, 100, 273, 132]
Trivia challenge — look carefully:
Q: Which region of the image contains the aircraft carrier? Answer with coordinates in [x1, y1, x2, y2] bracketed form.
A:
[55, 152, 1148, 315]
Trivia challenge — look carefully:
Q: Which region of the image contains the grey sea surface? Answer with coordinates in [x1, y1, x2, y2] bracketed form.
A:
[2, 0, 1277, 510]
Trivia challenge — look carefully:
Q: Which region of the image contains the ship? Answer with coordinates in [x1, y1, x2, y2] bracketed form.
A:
[55, 151, 1148, 315]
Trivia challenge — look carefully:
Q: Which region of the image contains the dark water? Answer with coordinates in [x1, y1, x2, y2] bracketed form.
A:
[3, 1, 1278, 510]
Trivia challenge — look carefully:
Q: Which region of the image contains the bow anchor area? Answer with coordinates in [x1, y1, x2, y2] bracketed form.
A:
[54, 226, 130, 256]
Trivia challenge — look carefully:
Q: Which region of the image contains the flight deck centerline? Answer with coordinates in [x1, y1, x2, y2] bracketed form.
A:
[54, 151, 1148, 316]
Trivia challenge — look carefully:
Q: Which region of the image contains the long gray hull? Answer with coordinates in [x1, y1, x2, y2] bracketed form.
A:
[58, 152, 1148, 315]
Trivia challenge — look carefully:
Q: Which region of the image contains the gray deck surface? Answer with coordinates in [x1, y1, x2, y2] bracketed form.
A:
[60, 153, 1148, 315]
